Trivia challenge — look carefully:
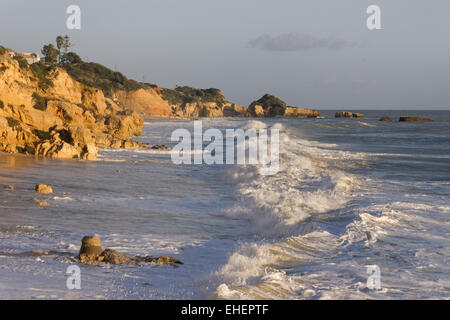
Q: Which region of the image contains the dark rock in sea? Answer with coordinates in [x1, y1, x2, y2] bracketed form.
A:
[335, 111, 364, 118]
[35, 184, 53, 194]
[151, 145, 171, 151]
[135, 255, 184, 265]
[78, 236, 103, 262]
[5, 185, 14, 190]
[399, 116, 433, 122]
[379, 116, 392, 122]
[98, 249, 135, 265]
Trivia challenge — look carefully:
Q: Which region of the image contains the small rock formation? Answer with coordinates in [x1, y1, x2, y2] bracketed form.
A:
[399, 116, 433, 122]
[335, 111, 365, 118]
[35, 200, 49, 206]
[379, 116, 392, 122]
[151, 144, 171, 151]
[77, 236, 183, 265]
[35, 184, 53, 194]
[246, 94, 321, 118]
[5, 185, 14, 190]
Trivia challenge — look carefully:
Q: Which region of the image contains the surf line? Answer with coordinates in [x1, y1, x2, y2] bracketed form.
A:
[181, 304, 215, 318]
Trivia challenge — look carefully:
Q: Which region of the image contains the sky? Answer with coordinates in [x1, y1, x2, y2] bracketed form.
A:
[1, 0, 449, 109]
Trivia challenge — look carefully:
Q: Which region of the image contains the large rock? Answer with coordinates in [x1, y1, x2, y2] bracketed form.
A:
[399, 116, 433, 122]
[247, 94, 321, 118]
[335, 111, 364, 118]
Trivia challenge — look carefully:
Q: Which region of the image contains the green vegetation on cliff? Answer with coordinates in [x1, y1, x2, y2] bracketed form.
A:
[63, 62, 146, 97]
[160, 86, 227, 106]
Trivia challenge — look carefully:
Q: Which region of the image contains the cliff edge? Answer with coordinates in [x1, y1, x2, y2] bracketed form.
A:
[0, 46, 145, 160]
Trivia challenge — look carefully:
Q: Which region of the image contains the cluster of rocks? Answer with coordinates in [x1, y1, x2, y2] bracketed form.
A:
[333, 112, 434, 122]
[335, 111, 365, 119]
[379, 116, 433, 122]
[77, 236, 183, 265]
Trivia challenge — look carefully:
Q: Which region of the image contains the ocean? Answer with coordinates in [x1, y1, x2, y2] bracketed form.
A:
[0, 110, 449, 299]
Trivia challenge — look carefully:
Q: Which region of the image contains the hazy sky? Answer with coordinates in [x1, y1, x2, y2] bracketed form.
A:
[1, 0, 449, 109]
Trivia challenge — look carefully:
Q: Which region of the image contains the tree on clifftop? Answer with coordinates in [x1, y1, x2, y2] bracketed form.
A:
[56, 36, 64, 64]
[41, 44, 59, 65]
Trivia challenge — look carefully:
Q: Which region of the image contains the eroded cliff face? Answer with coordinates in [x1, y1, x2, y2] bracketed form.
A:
[114, 87, 321, 120]
[114, 87, 248, 119]
[0, 52, 145, 160]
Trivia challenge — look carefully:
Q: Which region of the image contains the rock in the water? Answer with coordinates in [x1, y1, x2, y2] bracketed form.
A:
[98, 249, 135, 265]
[151, 145, 171, 151]
[6, 185, 14, 190]
[35, 184, 53, 194]
[78, 236, 103, 262]
[399, 116, 433, 122]
[335, 111, 364, 118]
[379, 116, 392, 122]
[35, 200, 49, 207]
[76, 236, 183, 266]
[150, 256, 184, 265]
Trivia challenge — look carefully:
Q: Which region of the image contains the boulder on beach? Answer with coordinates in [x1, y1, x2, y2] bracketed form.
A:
[35, 184, 53, 194]
[399, 116, 433, 122]
[335, 111, 364, 118]
[379, 116, 392, 122]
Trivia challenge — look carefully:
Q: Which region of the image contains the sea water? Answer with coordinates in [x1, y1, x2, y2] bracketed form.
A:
[0, 110, 449, 299]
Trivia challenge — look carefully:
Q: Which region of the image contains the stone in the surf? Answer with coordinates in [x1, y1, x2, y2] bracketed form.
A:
[76, 236, 183, 265]
[379, 116, 392, 122]
[35, 200, 49, 206]
[151, 144, 171, 151]
[35, 184, 53, 194]
[78, 236, 103, 262]
[399, 116, 433, 122]
[98, 249, 135, 265]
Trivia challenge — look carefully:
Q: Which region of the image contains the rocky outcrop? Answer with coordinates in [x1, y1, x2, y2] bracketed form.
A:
[0, 49, 146, 160]
[335, 111, 364, 118]
[399, 116, 433, 122]
[379, 116, 392, 122]
[246, 94, 321, 118]
[77, 235, 183, 265]
[115, 86, 321, 120]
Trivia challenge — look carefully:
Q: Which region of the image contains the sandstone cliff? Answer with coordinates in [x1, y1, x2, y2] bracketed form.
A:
[0, 48, 145, 160]
[1, 44, 322, 160]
